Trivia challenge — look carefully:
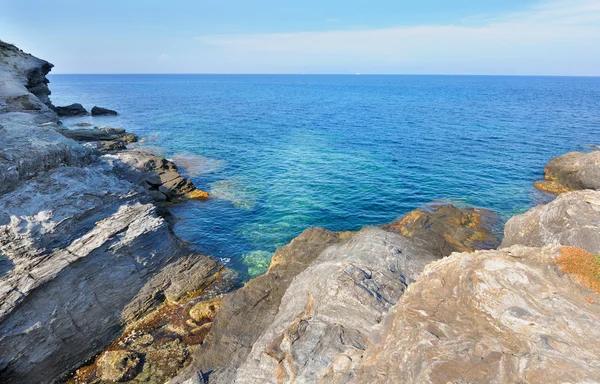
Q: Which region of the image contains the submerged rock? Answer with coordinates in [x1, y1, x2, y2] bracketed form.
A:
[53, 103, 88, 117]
[384, 204, 499, 256]
[534, 151, 600, 194]
[358, 245, 600, 383]
[502, 190, 600, 254]
[91, 106, 118, 116]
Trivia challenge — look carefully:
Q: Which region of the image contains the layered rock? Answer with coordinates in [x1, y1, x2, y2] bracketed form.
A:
[0, 41, 219, 384]
[358, 245, 600, 383]
[384, 204, 499, 256]
[57, 125, 138, 153]
[105, 150, 209, 202]
[502, 190, 600, 254]
[534, 151, 600, 194]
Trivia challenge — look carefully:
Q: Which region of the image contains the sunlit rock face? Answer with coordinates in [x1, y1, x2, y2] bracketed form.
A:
[502, 190, 600, 254]
[358, 245, 600, 384]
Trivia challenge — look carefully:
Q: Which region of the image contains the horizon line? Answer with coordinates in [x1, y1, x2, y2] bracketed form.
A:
[48, 73, 600, 78]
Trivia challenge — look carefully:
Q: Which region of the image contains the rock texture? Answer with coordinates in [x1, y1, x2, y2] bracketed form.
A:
[534, 151, 600, 194]
[358, 245, 600, 383]
[384, 204, 499, 256]
[91, 106, 118, 116]
[502, 190, 600, 254]
[175, 227, 439, 384]
[0, 41, 219, 384]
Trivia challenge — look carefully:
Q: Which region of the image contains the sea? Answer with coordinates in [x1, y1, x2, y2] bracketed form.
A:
[48, 74, 600, 279]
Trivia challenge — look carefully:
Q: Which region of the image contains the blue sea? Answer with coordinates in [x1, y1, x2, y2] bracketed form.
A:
[48, 74, 600, 279]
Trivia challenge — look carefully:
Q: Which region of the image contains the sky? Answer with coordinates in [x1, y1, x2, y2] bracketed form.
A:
[1, 0, 599, 75]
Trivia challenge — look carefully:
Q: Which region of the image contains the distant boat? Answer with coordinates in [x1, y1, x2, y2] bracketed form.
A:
[356, 72, 361, 75]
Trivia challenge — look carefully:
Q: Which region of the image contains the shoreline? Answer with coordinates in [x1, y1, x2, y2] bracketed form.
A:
[1, 41, 600, 384]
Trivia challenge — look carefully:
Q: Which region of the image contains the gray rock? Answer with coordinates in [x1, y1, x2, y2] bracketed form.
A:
[358, 245, 600, 383]
[53, 103, 88, 117]
[501, 190, 600, 254]
[57, 126, 138, 153]
[0, 113, 91, 195]
[91, 106, 118, 116]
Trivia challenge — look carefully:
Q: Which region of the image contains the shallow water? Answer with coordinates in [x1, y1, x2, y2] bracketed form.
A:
[48, 74, 600, 279]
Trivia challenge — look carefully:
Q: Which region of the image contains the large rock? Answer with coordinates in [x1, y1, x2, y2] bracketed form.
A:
[358, 245, 600, 383]
[177, 227, 438, 384]
[91, 106, 118, 116]
[535, 151, 600, 194]
[502, 190, 600, 254]
[53, 103, 88, 117]
[384, 204, 499, 256]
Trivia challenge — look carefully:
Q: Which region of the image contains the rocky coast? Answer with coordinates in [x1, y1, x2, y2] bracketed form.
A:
[1, 41, 599, 384]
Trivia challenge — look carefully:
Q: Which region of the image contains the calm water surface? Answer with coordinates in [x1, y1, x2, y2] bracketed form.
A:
[48, 74, 600, 279]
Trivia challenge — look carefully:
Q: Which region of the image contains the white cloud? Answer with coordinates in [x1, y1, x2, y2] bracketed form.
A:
[192, 0, 600, 75]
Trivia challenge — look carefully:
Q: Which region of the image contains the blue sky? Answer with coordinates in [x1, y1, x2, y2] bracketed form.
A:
[1, 0, 599, 75]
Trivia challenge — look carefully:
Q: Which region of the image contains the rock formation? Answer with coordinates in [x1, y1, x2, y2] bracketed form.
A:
[0, 41, 219, 384]
[91, 106, 118, 116]
[57, 125, 138, 153]
[534, 151, 600, 194]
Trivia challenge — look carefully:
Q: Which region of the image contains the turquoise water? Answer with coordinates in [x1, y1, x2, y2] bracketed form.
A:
[48, 75, 600, 278]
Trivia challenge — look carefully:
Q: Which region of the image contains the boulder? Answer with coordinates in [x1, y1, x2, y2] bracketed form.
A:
[501, 190, 600, 254]
[535, 151, 600, 194]
[56, 126, 138, 153]
[53, 103, 88, 117]
[384, 204, 499, 256]
[91, 106, 118, 116]
[358, 245, 600, 383]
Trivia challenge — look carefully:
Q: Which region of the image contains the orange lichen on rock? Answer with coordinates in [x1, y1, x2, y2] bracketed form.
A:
[187, 189, 209, 200]
[534, 180, 572, 195]
[557, 246, 600, 294]
[383, 204, 499, 257]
